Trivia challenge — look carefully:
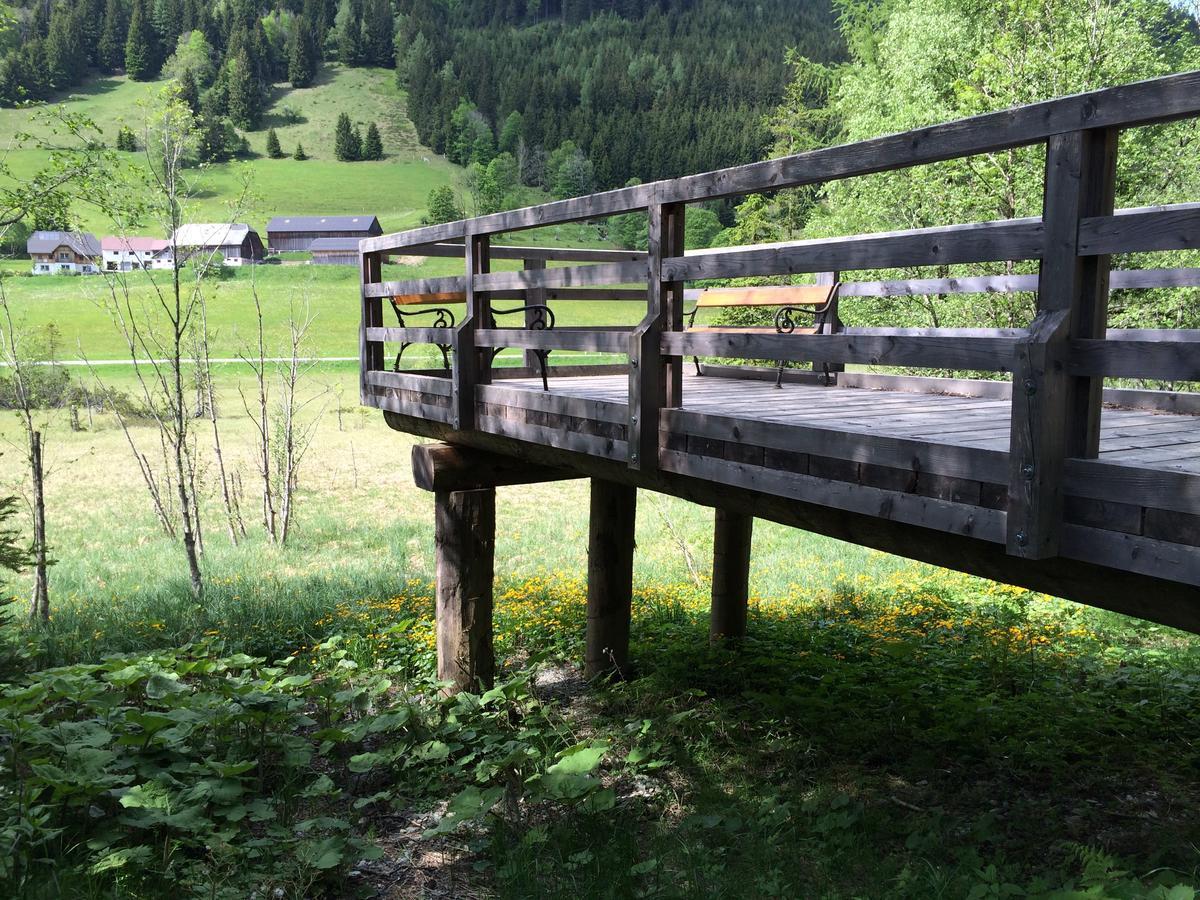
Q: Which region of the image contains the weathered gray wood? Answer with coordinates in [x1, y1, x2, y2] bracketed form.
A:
[477, 383, 628, 424]
[836, 268, 1200, 297]
[365, 369, 454, 396]
[435, 487, 496, 694]
[359, 251, 384, 406]
[401, 242, 648, 263]
[363, 275, 467, 299]
[1061, 524, 1200, 588]
[474, 261, 647, 292]
[366, 326, 457, 344]
[490, 363, 630, 380]
[413, 443, 579, 492]
[1064, 457, 1200, 516]
[838, 372, 1013, 398]
[660, 449, 1006, 542]
[586, 480, 638, 678]
[1069, 338, 1200, 380]
[662, 408, 1009, 483]
[663, 331, 1018, 371]
[663, 218, 1045, 282]
[476, 413, 628, 460]
[522, 258, 548, 369]
[698, 363, 832, 385]
[363, 386, 454, 424]
[474, 329, 630, 353]
[710, 509, 753, 643]
[1078, 202, 1200, 255]
[629, 201, 678, 472]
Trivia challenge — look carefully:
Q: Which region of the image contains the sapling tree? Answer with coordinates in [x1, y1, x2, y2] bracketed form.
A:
[94, 87, 251, 599]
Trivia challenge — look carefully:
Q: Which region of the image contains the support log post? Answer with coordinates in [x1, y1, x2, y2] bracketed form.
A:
[435, 487, 496, 693]
[710, 508, 753, 642]
[585, 479, 637, 678]
[1007, 127, 1117, 559]
[523, 258, 547, 371]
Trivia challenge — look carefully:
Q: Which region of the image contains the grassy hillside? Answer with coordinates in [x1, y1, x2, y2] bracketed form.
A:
[0, 65, 459, 235]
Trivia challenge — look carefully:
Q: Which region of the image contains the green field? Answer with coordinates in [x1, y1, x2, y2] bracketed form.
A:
[0, 66, 458, 235]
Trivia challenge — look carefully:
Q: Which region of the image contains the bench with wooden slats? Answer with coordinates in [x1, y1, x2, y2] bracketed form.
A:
[684, 284, 842, 384]
[389, 291, 556, 389]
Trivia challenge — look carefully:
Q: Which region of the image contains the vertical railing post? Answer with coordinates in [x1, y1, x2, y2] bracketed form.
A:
[359, 249, 383, 406]
[454, 232, 490, 431]
[523, 257, 547, 373]
[1007, 127, 1117, 559]
[630, 199, 684, 470]
[814, 270, 842, 384]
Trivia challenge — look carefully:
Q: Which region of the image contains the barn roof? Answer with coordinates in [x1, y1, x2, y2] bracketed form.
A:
[27, 231, 100, 256]
[266, 215, 380, 233]
[309, 237, 362, 252]
[171, 223, 254, 247]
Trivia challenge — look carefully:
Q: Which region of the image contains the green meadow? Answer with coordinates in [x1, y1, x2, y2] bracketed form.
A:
[1, 61, 1199, 900]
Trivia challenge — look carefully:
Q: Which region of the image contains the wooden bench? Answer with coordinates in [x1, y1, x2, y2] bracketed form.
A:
[390, 291, 556, 389]
[684, 283, 842, 385]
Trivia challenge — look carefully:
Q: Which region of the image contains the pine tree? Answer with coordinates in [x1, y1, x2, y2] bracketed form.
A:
[288, 16, 316, 88]
[98, 0, 127, 73]
[223, 51, 261, 130]
[177, 68, 200, 113]
[334, 112, 360, 161]
[362, 122, 382, 160]
[124, 0, 158, 81]
[293, 142, 308, 160]
[337, 0, 363, 66]
[116, 125, 137, 151]
[266, 127, 283, 159]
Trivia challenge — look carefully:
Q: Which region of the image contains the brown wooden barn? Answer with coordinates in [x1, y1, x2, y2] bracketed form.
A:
[266, 215, 382, 253]
[308, 237, 361, 266]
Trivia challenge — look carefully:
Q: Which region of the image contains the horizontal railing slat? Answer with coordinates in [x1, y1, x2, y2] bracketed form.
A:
[365, 369, 454, 397]
[476, 414, 628, 460]
[474, 261, 648, 292]
[363, 276, 467, 299]
[663, 218, 1045, 281]
[1079, 202, 1200, 255]
[396, 243, 648, 263]
[365, 327, 456, 343]
[475, 329, 631, 353]
[662, 331, 1019, 370]
[1069, 336, 1200, 380]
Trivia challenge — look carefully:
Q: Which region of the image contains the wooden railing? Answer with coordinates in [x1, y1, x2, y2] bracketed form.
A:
[361, 69, 1200, 563]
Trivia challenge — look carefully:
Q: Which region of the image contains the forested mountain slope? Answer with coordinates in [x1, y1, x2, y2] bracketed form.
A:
[399, 0, 844, 188]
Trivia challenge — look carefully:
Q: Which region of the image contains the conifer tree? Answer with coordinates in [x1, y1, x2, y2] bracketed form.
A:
[362, 121, 382, 160]
[124, 0, 158, 81]
[337, 0, 363, 66]
[98, 0, 128, 73]
[288, 16, 317, 88]
[177, 68, 200, 113]
[293, 142, 308, 160]
[334, 112, 360, 161]
[266, 127, 283, 159]
[223, 51, 260, 130]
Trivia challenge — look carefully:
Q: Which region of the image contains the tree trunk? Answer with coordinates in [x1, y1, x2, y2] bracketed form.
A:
[28, 430, 48, 622]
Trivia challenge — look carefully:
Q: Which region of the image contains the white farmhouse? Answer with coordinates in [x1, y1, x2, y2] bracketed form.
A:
[27, 231, 100, 275]
[170, 223, 265, 266]
[101, 236, 174, 272]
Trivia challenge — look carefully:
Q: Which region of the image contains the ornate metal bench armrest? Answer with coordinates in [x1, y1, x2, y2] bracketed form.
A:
[490, 304, 556, 330]
[390, 304, 457, 328]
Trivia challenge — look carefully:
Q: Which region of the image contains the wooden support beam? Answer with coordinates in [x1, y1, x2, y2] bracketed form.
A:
[385, 410, 1200, 635]
[412, 442, 580, 492]
[523, 258, 547, 370]
[359, 251, 384, 406]
[710, 509, 753, 643]
[435, 488, 496, 694]
[585, 480, 638, 678]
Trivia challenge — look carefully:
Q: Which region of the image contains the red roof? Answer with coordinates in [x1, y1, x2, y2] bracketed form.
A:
[101, 236, 170, 252]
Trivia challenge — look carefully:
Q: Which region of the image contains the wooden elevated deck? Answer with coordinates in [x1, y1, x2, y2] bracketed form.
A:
[359, 70, 1200, 687]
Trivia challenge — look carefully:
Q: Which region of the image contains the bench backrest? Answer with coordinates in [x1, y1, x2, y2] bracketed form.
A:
[693, 284, 839, 309]
[392, 291, 467, 306]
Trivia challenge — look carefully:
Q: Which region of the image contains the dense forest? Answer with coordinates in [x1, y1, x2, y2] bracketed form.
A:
[0, 0, 842, 193]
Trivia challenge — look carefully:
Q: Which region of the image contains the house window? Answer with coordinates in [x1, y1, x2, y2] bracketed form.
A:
[58, 251, 70, 261]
